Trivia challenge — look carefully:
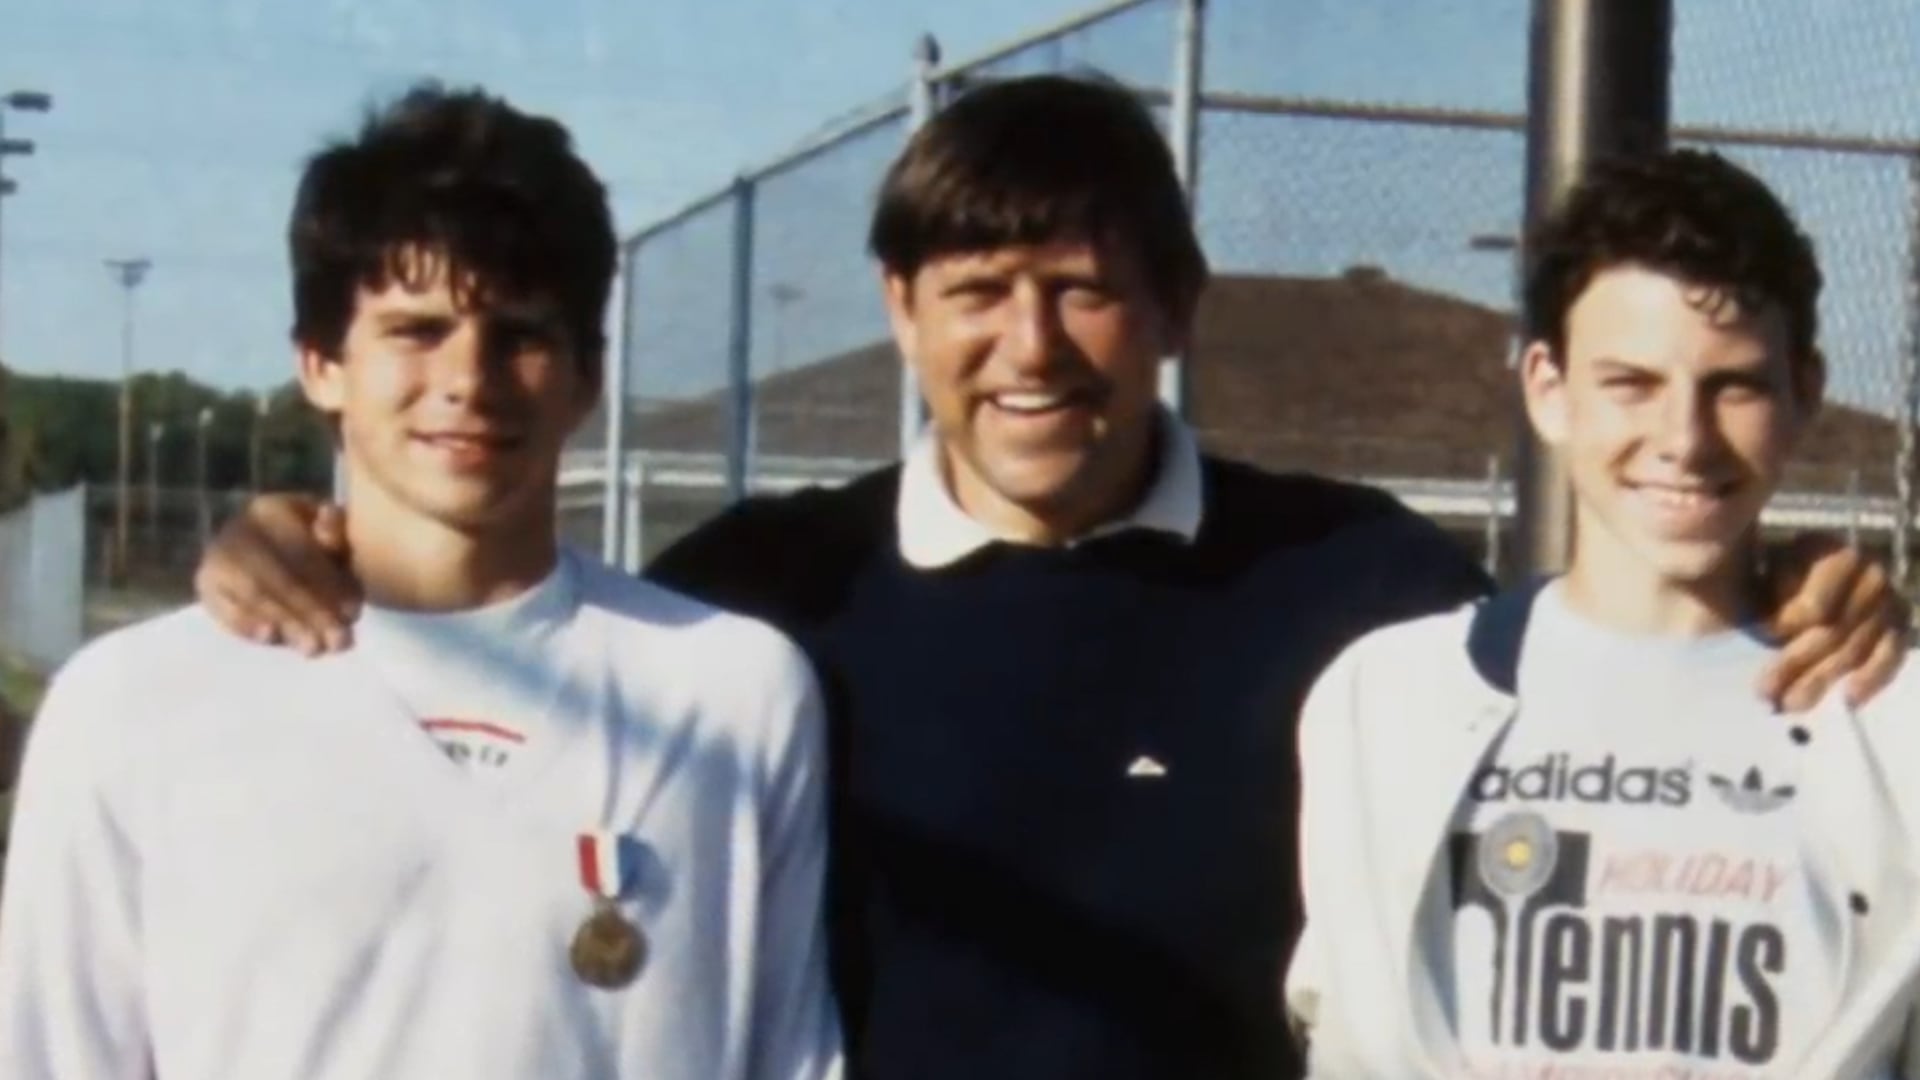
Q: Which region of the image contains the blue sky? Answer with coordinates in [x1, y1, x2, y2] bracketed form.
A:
[0, 0, 1103, 390]
[7, 0, 1920, 420]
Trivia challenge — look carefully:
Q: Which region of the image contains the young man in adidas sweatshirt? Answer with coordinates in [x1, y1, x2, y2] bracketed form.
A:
[1288, 149, 1920, 1079]
[191, 78, 1907, 1080]
[0, 85, 841, 1080]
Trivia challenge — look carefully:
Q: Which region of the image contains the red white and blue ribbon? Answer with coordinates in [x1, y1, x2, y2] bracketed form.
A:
[576, 830, 636, 901]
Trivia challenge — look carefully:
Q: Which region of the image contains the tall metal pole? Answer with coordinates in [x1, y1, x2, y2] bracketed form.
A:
[602, 241, 636, 566]
[146, 420, 161, 554]
[250, 393, 268, 492]
[1894, 154, 1920, 592]
[105, 257, 151, 583]
[724, 177, 756, 502]
[1484, 452, 1504, 576]
[196, 406, 213, 546]
[1513, 0, 1671, 580]
[1162, 0, 1205, 415]
[900, 33, 941, 460]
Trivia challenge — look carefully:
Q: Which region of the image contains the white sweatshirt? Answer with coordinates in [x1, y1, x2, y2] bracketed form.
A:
[1287, 592, 1920, 1080]
[0, 550, 843, 1080]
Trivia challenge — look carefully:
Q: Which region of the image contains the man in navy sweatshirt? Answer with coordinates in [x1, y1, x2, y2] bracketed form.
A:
[191, 75, 1907, 1080]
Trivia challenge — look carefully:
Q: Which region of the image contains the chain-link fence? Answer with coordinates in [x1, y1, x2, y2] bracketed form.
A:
[599, 0, 1920, 580]
[1671, 0, 1920, 585]
[599, 0, 1189, 568]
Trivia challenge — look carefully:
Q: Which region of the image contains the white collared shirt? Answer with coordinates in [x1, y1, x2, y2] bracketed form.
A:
[894, 410, 1206, 569]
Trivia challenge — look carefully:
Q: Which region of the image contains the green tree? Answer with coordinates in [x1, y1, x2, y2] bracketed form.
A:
[0, 368, 333, 499]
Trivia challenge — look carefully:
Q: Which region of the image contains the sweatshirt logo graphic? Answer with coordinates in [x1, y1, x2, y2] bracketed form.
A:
[1451, 812, 1785, 1066]
[1468, 752, 1692, 807]
[1707, 767, 1795, 815]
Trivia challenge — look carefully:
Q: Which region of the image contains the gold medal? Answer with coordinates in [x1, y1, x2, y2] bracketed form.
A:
[573, 830, 647, 989]
[570, 901, 647, 989]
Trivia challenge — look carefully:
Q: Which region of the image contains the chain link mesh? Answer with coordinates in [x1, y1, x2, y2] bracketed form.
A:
[1674, 0, 1920, 578]
[619, 196, 742, 563]
[744, 116, 909, 488]
[612, 0, 1920, 576]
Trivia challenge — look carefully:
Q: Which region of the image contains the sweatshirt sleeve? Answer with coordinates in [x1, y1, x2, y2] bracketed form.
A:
[1284, 637, 1374, 1079]
[0, 643, 153, 1079]
[746, 638, 845, 1080]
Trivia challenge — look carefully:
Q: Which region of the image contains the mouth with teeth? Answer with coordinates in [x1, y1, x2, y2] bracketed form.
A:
[986, 389, 1092, 416]
[1622, 478, 1742, 532]
[412, 430, 527, 470]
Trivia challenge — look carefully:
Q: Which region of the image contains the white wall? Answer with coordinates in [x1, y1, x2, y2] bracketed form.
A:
[0, 486, 86, 669]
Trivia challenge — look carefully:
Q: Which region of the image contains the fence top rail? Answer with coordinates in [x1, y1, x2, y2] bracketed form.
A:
[1197, 89, 1920, 157]
[624, 102, 909, 247]
[929, 0, 1163, 84]
[623, 186, 737, 249]
[621, 0, 1166, 248]
[625, 10, 1920, 251]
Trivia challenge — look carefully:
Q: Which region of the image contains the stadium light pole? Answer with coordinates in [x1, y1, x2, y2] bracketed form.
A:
[196, 405, 212, 488]
[769, 281, 803, 375]
[146, 418, 162, 555]
[250, 392, 269, 492]
[106, 256, 153, 583]
[196, 405, 214, 545]
[1513, 0, 1671, 581]
[0, 89, 53, 356]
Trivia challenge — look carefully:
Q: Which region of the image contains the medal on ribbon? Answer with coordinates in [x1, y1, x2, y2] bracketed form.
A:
[569, 830, 647, 989]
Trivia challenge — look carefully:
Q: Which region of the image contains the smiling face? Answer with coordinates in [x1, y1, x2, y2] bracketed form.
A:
[884, 235, 1183, 544]
[298, 248, 594, 545]
[1523, 264, 1824, 606]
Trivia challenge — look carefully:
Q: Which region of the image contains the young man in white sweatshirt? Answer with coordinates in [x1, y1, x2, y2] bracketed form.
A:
[1288, 149, 1920, 1079]
[0, 84, 841, 1080]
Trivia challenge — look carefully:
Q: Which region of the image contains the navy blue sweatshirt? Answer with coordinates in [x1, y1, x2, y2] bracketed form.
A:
[646, 457, 1492, 1080]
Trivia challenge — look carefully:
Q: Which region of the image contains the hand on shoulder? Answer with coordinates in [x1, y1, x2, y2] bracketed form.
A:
[193, 494, 362, 656]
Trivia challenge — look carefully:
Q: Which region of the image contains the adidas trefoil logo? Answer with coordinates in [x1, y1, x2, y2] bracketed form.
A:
[1126, 755, 1168, 779]
[1707, 766, 1795, 814]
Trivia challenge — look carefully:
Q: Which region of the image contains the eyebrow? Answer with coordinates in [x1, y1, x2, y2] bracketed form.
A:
[936, 269, 1010, 292]
[1587, 355, 1776, 381]
[1043, 269, 1111, 289]
[372, 307, 455, 324]
[1588, 357, 1659, 375]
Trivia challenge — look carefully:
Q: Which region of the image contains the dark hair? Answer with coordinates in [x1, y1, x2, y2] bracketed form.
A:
[868, 74, 1209, 321]
[289, 83, 617, 385]
[1525, 148, 1822, 365]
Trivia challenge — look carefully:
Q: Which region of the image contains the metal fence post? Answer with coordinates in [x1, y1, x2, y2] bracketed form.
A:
[601, 239, 638, 565]
[1514, 0, 1671, 581]
[725, 177, 757, 502]
[1484, 452, 1504, 576]
[1162, 0, 1205, 415]
[899, 34, 941, 460]
[1846, 468, 1863, 549]
[1896, 153, 1920, 592]
[623, 458, 646, 573]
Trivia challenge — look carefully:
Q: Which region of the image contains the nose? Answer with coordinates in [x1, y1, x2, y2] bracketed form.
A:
[1653, 384, 1718, 464]
[1000, 281, 1064, 378]
[432, 321, 495, 402]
